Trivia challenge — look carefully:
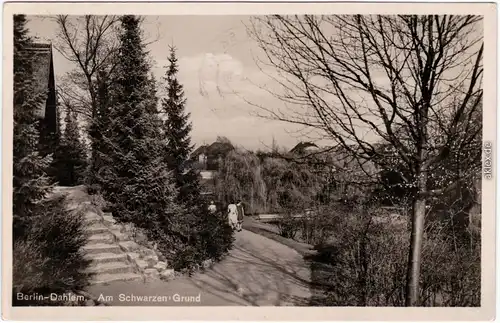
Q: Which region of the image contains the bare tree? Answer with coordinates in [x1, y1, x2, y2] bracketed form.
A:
[54, 15, 120, 114]
[53, 15, 120, 183]
[248, 15, 483, 306]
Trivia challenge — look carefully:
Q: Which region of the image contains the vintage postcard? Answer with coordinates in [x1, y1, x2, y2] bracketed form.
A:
[2, 1, 496, 321]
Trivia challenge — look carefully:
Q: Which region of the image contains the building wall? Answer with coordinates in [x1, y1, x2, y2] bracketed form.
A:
[32, 45, 58, 157]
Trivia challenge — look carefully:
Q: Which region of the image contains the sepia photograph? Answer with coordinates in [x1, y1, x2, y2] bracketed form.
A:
[2, 1, 496, 321]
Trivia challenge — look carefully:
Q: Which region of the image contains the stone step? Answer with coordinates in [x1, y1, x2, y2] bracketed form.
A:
[126, 252, 140, 263]
[82, 243, 122, 255]
[85, 211, 101, 218]
[110, 229, 128, 242]
[85, 217, 103, 225]
[86, 224, 109, 234]
[102, 214, 116, 225]
[118, 241, 140, 252]
[87, 233, 114, 245]
[86, 252, 128, 264]
[91, 272, 143, 285]
[85, 210, 100, 217]
[86, 262, 134, 275]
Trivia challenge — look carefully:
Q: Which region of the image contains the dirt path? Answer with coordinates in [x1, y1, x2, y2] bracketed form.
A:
[87, 229, 312, 306]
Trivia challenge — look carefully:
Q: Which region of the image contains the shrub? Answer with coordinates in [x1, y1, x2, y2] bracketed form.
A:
[274, 216, 300, 239]
[89, 192, 109, 212]
[105, 161, 234, 273]
[299, 205, 341, 245]
[198, 209, 234, 260]
[419, 224, 481, 306]
[12, 196, 92, 306]
[311, 206, 409, 306]
[86, 182, 101, 196]
[168, 206, 234, 272]
[311, 203, 480, 307]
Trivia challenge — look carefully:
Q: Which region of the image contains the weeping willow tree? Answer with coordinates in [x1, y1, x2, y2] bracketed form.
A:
[214, 149, 267, 214]
[261, 157, 286, 212]
[261, 156, 322, 213]
[215, 148, 324, 215]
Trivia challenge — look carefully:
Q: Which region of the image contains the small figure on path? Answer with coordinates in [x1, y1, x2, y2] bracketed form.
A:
[227, 201, 238, 230]
[208, 201, 217, 213]
[236, 200, 245, 232]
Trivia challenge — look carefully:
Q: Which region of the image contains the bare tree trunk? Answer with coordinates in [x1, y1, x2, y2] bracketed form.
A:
[406, 185, 427, 306]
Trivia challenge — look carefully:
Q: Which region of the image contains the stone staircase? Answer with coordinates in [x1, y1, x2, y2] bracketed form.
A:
[82, 210, 143, 285]
[54, 185, 175, 285]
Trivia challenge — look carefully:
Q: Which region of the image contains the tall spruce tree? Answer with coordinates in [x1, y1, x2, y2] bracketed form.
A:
[159, 46, 233, 270]
[13, 14, 53, 237]
[146, 72, 159, 114]
[100, 15, 184, 246]
[87, 67, 117, 193]
[53, 104, 88, 186]
[161, 46, 200, 205]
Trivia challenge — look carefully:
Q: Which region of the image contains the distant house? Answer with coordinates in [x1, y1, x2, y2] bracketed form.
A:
[190, 140, 235, 198]
[26, 43, 58, 151]
[191, 145, 208, 168]
[289, 141, 319, 155]
[190, 140, 234, 171]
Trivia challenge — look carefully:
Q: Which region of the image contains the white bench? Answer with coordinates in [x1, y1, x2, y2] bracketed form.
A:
[257, 213, 307, 221]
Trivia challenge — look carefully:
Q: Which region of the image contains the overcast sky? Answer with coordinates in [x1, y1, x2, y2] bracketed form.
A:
[26, 15, 308, 151]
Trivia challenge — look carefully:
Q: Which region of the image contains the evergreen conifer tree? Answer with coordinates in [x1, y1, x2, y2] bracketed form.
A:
[87, 67, 117, 193]
[101, 15, 183, 244]
[13, 14, 53, 237]
[96, 16, 232, 270]
[146, 72, 159, 114]
[161, 46, 200, 205]
[159, 46, 233, 270]
[53, 104, 88, 186]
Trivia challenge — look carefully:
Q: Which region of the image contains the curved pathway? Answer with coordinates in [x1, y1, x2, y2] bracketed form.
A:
[87, 229, 312, 306]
